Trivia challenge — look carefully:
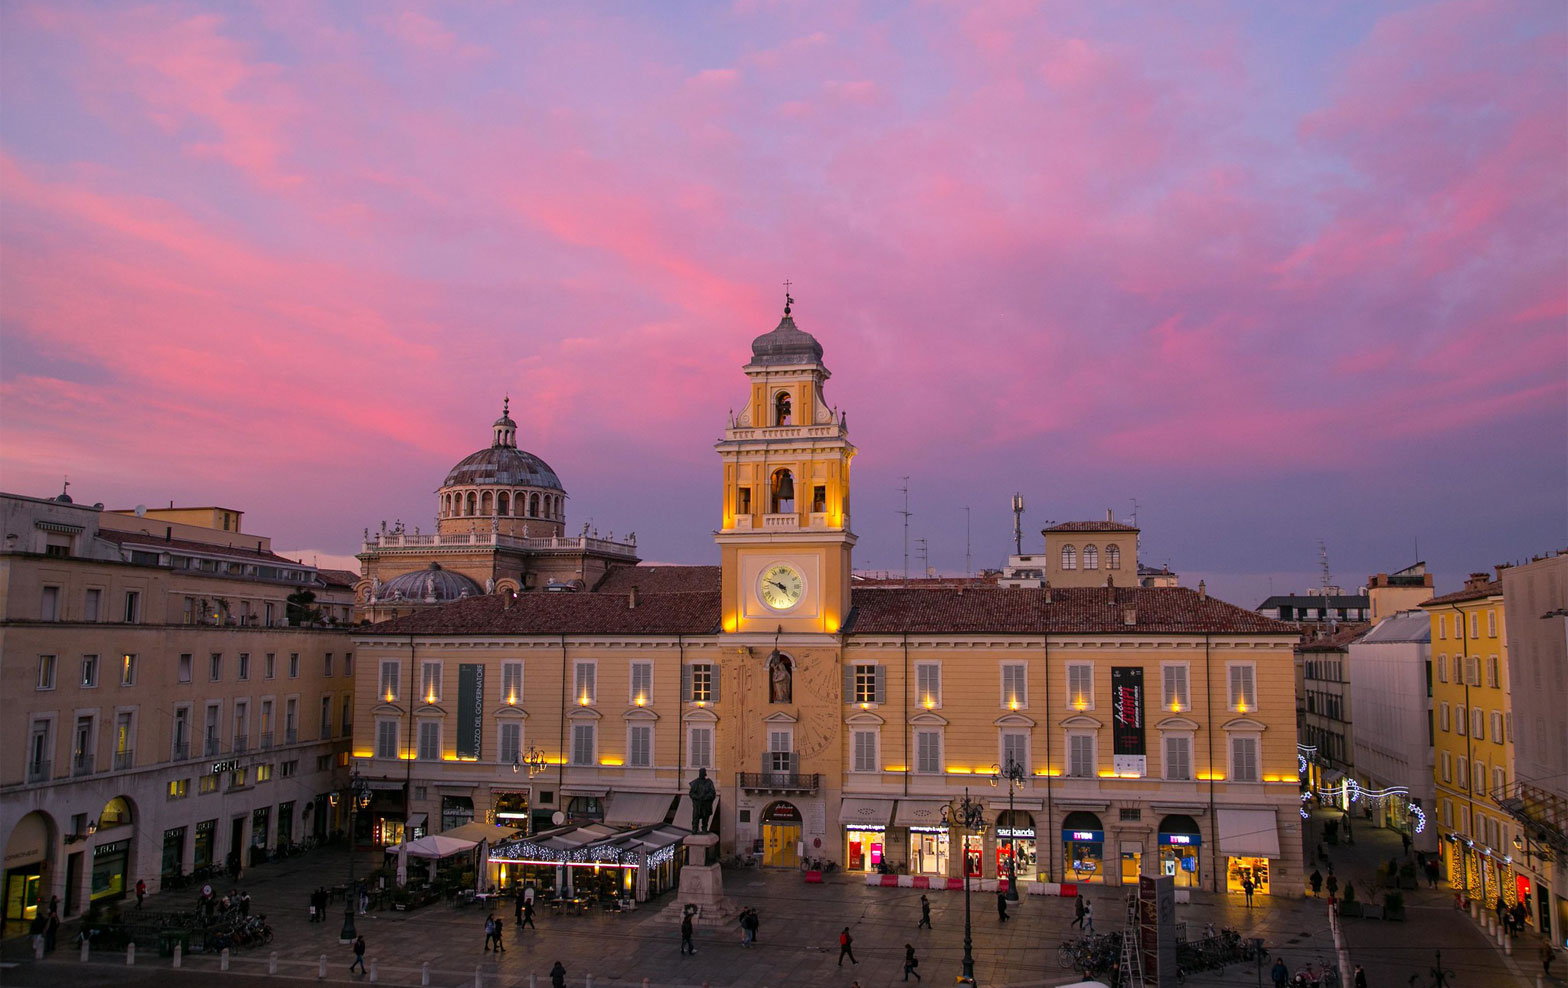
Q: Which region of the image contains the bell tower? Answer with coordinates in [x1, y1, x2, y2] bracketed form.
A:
[715, 296, 855, 634]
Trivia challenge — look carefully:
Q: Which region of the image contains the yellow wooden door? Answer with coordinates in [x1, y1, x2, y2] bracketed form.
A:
[762, 825, 800, 868]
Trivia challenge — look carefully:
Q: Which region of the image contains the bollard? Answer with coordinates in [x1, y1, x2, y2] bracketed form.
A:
[422, 960, 431, 985]
[644, 981, 652, 988]
[1504, 934, 1512, 956]
[127, 942, 136, 965]
[1495, 926, 1504, 947]
[270, 951, 279, 974]
[173, 942, 182, 968]
[34, 936, 43, 960]
[586, 977, 594, 988]
[529, 975, 537, 988]
[370, 958, 379, 983]
[220, 947, 230, 971]
[80, 940, 90, 963]
[475, 963, 483, 988]
[320, 953, 328, 979]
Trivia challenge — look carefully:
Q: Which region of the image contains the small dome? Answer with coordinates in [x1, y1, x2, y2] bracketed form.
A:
[442, 447, 564, 491]
[380, 562, 483, 602]
[54, 492, 74, 503]
[750, 313, 823, 367]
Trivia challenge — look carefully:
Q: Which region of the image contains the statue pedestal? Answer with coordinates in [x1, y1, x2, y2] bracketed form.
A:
[673, 833, 736, 926]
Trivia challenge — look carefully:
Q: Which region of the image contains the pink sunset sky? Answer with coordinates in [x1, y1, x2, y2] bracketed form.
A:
[1, 1, 1564, 607]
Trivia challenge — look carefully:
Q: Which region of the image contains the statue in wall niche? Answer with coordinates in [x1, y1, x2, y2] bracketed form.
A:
[689, 768, 717, 834]
[371, 576, 381, 600]
[485, 577, 496, 594]
[769, 654, 793, 704]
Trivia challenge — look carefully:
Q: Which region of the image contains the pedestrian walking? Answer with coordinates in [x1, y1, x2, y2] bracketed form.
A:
[1424, 857, 1439, 888]
[1401, 832, 1412, 855]
[918, 893, 932, 929]
[1083, 899, 1094, 934]
[1310, 869, 1323, 897]
[521, 898, 536, 929]
[1326, 874, 1338, 899]
[1541, 942, 1555, 978]
[550, 960, 567, 988]
[484, 914, 497, 951]
[745, 906, 760, 945]
[515, 894, 524, 927]
[1512, 902, 1527, 934]
[1495, 896, 1507, 931]
[492, 921, 506, 954]
[135, 878, 147, 909]
[1354, 965, 1367, 988]
[349, 934, 367, 975]
[44, 906, 59, 953]
[358, 885, 369, 916]
[839, 926, 858, 966]
[1272, 958, 1289, 988]
[738, 906, 752, 946]
[1071, 894, 1086, 928]
[1242, 876, 1256, 908]
[904, 942, 922, 982]
[240, 890, 251, 917]
[28, 911, 45, 956]
[997, 890, 1010, 922]
[680, 910, 696, 955]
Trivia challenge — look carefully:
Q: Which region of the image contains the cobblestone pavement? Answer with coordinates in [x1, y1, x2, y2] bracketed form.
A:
[1, 816, 1545, 988]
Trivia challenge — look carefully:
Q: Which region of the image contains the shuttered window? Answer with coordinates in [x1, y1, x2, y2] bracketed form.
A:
[1068, 734, 1095, 777]
[628, 725, 651, 767]
[417, 721, 440, 760]
[574, 663, 597, 705]
[1001, 665, 1026, 708]
[630, 662, 653, 705]
[1228, 664, 1256, 710]
[1001, 732, 1028, 774]
[499, 722, 520, 764]
[1164, 736, 1191, 780]
[915, 731, 942, 774]
[571, 724, 595, 765]
[376, 720, 398, 759]
[379, 661, 399, 701]
[501, 662, 523, 705]
[687, 727, 712, 769]
[853, 730, 877, 773]
[1067, 664, 1093, 708]
[1162, 665, 1189, 710]
[1230, 737, 1259, 782]
[916, 663, 941, 708]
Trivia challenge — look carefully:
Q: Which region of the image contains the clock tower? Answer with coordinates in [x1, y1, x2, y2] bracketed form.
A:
[716, 298, 855, 635]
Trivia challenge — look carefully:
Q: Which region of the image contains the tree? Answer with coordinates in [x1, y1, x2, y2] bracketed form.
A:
[286, 589, 321, 627]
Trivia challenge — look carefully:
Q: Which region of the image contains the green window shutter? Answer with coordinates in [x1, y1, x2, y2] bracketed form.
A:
[843, 663, 856, 704]
[680, 665, 693, 702]
[874, 665, 888, 705]
[710, 666, 721, 704]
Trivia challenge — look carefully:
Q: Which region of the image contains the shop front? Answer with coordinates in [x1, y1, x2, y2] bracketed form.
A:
[3, 812, 50, 932]
[249, 807, 270, 865]
[193, 819, 216, 870]
[488, 822, 687, 903]
[895, 801, 949, 876]
[1157, 815, 1203, 888]
[91, 839, 130, 903]
[442, 795, 475, 831]
[1062, 812, 1105, 884]
[365, 784, 407, 847]
[761, 801, 801, 868]
[995, 811, 1037, 884]
[276, 803, 293, 849]
[161, 827, 186, 879]
[1218, 808, 1280, 897]
[493, 790, 532, 833]
[840, 798, 894, 873]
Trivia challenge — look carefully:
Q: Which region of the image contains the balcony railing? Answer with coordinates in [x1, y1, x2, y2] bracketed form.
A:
[738, 771, 819, 793]
[72, 753, 95, 777]
[204, 738, 221, 757]
[232, 735, 248, 754]
[26, 760, 51, 783]
[285, 728, 298, 744]
[171, 741, 190, 762]
[259, 732, 274, 750]
[112, 750, 134, 771]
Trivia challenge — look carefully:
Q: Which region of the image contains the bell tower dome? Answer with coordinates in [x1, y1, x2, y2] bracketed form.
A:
[715, 294, 856, 635]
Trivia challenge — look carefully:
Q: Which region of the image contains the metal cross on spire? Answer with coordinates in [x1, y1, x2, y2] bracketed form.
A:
[782, 279, 794, 315]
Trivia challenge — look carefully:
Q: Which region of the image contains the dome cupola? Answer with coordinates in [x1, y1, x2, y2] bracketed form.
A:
[436, 398, 568, 537]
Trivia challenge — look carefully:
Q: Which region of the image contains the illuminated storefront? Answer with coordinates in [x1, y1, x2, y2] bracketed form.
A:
[1217, 808, 1279, 897]
[840, 798, 894, 874]
[90, 840, 130, 902]
[1157, 815, 1202, 888]
[1062, 812, 1105, 885]
[995, 812, 1037, 884]
[910, 828, 949, 875]
[1225, 856, 1270, 896]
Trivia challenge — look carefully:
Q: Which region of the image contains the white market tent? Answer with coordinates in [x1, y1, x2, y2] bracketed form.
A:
[385, 833, 481, 886]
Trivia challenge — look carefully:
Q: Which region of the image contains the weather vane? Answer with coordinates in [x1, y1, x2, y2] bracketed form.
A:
[783, 279, 794, 316]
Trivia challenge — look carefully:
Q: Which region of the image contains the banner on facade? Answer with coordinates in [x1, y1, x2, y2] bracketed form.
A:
[1112, 666, 1146, 776]
[457, 664, 485, 760]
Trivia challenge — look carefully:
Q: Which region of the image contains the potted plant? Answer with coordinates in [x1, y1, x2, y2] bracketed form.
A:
[1339, 880, 1362, 918]
[1383, 891, 1405, 921]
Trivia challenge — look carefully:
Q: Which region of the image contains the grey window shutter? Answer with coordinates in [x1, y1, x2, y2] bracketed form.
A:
[874, 664, 888, 705]
[761, 751, 771, 773]
[710, 666, 720, 704]
[843, 663, 856, 704]
[789, 751, 799, 773]
[680, 665, 692, 702]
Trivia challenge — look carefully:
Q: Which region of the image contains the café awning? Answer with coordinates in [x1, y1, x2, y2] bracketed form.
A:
[893, 801, 948, 828]
[604, 792, 677, 827]
[840, 798, 895, 827]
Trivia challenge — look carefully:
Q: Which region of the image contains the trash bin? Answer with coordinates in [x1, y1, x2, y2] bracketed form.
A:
[157, 929, 190, 957]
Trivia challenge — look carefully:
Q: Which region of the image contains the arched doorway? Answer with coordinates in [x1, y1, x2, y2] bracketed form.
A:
[4, 812, 54, 933]
[761, 801, 801, 869]
[92, 796, 136, 904]
[1157, 814, 1203, 888]
[1061, 811, 1105, 884]
[995, 810, 1037, 883]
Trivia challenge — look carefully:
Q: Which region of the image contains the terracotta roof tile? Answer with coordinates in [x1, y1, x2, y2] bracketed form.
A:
[593, 566, 720, 594]
[1043, 521, 1139, 533]
[97, 529, 314, 569]
[845, 585, 1296, 635]
[1423, 581, 1502, 606]
[368, 590, 723, 636]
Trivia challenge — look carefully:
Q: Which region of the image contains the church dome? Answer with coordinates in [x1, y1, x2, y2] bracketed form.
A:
[750, 311, 823, 367]
[380, 562, 483, 602]
[442, 446, 564, 491]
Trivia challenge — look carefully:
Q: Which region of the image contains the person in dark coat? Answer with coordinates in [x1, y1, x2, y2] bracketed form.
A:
[743, 906, 759, 945]
[349, 935, 366, 975]
[904, 942, 922, 981]
[838, 926, 858, 966]
[918, 893, 932, 929]
[1354, 964, 1367, 988]
[1071, 894, 1086, 928]
[550, 960, 567, 988]
[135, 878, 147, 909]
[1242, 876, 1256, 907]
[1272, 958, 1289, 988]
[515, 894, 524, 927]
[1310, 869, 1323, 896]
[521, 898, 536, 929]
[44, 907, 59, 953]
[996, 890, 1009, 922]
[680, 911, 695, 955]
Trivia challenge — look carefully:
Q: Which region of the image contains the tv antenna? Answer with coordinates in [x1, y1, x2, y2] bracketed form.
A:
[964, 506, 972, 577]
[1319, 539, 1332, 591]
[898, 478, 913, 585]
[1011, 493, 1025, 555]
[915, 538, 929, 578]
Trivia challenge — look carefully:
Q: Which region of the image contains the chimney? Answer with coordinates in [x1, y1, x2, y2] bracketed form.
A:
[1198, 580, 1207, 599]
[1042, 580, 1052, 604]
[1493, 564, 1509, 582]
[1106, 508, 1114, 523]
[1123, 608, 1137, 626]
[629, 585, 639, 609]
[1466, 572, 1490, 591]
[503, 592, 515, 610]
[165, 527, 172, 541]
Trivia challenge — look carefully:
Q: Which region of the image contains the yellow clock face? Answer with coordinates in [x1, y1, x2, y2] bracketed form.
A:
[758, 563, 805, 611]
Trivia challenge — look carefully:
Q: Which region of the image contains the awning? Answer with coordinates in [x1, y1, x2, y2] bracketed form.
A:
[605, 792, 677, 827]
[366, 780, 405, 791]
[840, 798, 895, 827]
[1216, 809, 1281, 858]
[406, 813, 427, 830]
[440, 821, 520, 844]
[560, 787, 609, 798]
[893, 801, 948, 828]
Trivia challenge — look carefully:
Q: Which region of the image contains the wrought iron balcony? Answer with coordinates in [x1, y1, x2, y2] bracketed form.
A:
[71, 753, 95, 777]
[171, 742, 190, 762]
[259, 732, 274, 750]
[26, 759, 51, 783]
[232, 735, 248, 754]
[285, 727, 298, 744]
[204, 738, 222, 757]
[112, 750, 134, 771]
[739, 771, 819, 793]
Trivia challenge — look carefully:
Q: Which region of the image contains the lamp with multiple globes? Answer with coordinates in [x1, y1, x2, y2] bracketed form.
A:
[941, 789, 987, 985]
[334, 766, 373, 944]
[990, 759, 1026, 902]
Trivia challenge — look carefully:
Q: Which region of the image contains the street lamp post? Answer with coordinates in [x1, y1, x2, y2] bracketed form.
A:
[991, 759, 1026, 902]
[334, 766, 372, 944]
[942, 788, 987, 985]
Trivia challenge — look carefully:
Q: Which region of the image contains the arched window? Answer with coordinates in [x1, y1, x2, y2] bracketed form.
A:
[497, 492, 509, 515]
[547, 495, 557, 518]
[465, 492, 477, 516]
[1106, 545, 1121, 570]
[770, 469, 795, 514]
[514, 492, 525, 516]
[481, 491, 493, 515]
[774, 391, 792, 426]
[1083, 545, 1099, 570]
[529, 493, 540, 517]
[1061, 545, 1077, 570]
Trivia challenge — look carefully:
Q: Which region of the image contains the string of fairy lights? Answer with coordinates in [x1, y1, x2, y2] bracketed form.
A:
[1296, 744, 1424, 833]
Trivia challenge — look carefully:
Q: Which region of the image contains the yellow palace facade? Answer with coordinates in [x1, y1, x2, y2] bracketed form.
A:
[350, 304, 1306, 898]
